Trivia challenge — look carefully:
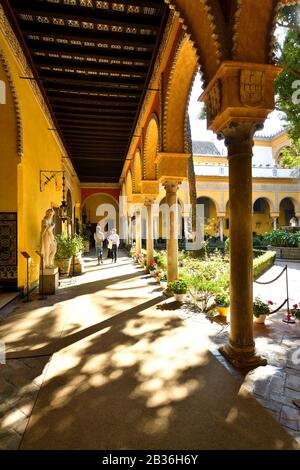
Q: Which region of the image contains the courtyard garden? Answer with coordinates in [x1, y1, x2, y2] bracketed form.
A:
[130, 241, 278, 322]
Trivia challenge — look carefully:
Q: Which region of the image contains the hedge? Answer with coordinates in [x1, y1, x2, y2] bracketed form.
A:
[253, 251, 276, 280]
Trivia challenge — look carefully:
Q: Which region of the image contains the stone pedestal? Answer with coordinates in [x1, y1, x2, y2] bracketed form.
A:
[40, 267, 59, 295]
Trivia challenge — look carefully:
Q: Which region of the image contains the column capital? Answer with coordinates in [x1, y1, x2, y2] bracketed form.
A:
[144, 197, 155, 207]
[270, 212, 280, 218]
[218, 121, 263, 157]
[217, 213, 226, 218]
[163, 180, 181, 193]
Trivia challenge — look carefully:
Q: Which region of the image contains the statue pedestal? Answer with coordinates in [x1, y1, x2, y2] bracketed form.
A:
[40, 267, 59, 295]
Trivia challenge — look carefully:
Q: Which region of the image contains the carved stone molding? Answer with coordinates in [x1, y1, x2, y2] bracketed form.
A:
[0, 47, 23, 158]
[164, 0, 223, 81]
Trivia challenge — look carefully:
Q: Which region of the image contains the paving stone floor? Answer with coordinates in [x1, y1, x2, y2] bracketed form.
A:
[0, 256, 299, 449]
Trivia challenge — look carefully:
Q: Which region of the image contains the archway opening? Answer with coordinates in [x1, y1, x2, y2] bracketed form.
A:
[279, 198, 296, 227]
[253, 198, 271, 235]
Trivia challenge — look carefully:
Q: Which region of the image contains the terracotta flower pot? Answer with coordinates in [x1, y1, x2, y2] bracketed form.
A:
[216, 306, 230, 317]
[253, 314, 267, 324]
[55, 258, 72, 278]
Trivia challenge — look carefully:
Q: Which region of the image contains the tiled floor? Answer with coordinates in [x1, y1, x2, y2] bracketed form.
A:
[0, 255, 299, 449]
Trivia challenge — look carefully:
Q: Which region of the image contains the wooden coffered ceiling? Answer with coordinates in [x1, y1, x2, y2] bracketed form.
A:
[2, 0, 168, 183]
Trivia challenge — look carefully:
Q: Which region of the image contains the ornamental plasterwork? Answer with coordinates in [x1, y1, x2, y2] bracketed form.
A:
[164, 0, 222, 74]
[240, 70, 265, 107]
[126, 10, 175, 171]
[0, 47, 23, 158]
[162, 33, 198, 152]
[206, 79, 221, 122]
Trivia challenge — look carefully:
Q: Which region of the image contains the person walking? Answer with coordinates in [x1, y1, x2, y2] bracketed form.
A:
[94, 223, 105, 265]
[107, 228, 120, 263]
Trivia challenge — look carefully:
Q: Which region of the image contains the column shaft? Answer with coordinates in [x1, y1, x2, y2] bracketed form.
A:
[145, 200, 154, 266]
[219, 217, 224, 242]
[164, 182, 180, 282]
[219, 123, 267, 369]
[135, 209, 142, 256]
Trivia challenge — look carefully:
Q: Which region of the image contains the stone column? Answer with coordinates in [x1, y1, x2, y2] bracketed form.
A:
[164, 181, 180, 282]
[273, 217, 277, 230]
[219, 216, 224, 242]
[135, 207, 142, 256]
[219, 122, 267, 369]
[145, 198, 154, 266]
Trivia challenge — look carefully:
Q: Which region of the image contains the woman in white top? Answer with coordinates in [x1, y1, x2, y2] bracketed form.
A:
[107, 229, 120, 263]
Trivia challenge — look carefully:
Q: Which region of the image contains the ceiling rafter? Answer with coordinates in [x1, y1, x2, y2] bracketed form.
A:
[3, 0, 168, 182]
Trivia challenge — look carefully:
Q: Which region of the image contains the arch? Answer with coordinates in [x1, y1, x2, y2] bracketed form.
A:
[197, 195, 220, 214]
[166, 1, 228, 84]
[82, 191, 119, 207]
[197, 197, 218, 235]
[132, 149, 142, 192]
[82, 192, 119, 229]
[279, 197, 297, 227]
[0, 48, 23, 158]
[163, 35, 198, 153]
[144, 115, 159, 180]
[253, 196, 274, 214]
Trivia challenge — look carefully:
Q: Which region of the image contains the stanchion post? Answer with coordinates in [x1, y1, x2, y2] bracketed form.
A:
[21, 251, 32, 303]
[283, 265, 295, 324]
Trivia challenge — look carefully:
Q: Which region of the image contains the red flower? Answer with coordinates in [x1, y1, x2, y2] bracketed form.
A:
[268, 300, 273, 305]
[293, 304, 298, 309]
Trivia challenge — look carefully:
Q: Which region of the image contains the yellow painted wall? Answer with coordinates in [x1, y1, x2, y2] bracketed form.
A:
[83, 194, 119, 230]
[0, 34, 81, 289]
[0, 60, 17, 212]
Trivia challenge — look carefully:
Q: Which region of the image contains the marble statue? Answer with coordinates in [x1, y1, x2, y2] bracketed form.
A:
[40, 208, 57, 269]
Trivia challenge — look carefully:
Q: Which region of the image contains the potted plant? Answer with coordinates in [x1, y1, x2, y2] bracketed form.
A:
[72, 234, 85, 274]
[80, 226, 91, 254]
[253, 297, 272, 323]
[55, 234, 74, 278]
[148, 260, 157, 276]
[169, 279, 188, 302]
[291, 303, 300, 322]
[160, 273, 168, 289]
[215, 291, 230, 317]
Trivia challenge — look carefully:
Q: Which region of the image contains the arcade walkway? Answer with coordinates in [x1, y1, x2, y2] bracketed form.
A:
[0, 253, 298, 450]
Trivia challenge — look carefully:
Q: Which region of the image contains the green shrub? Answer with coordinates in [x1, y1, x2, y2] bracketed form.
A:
[263, 230, 300, 248]
[55, 234, 83, 259]
[253, 251, 276, 279]
[169, 279, 188, 294]
[215, 290, 230, 307]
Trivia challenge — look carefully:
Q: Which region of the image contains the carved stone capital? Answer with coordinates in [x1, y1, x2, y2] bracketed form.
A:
[200, 62, 281, 134]
[218, 121, 263, 157]
[163, 180, 181, 194]
[144, 198, 155, 207]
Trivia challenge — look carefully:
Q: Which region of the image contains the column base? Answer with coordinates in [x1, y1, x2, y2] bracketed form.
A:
[219, 342, 267, 371]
